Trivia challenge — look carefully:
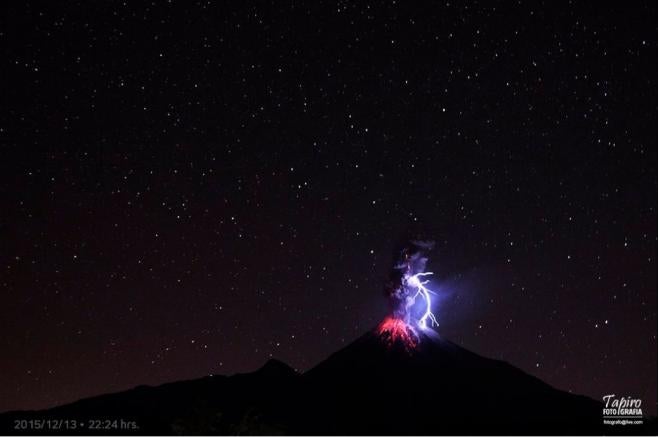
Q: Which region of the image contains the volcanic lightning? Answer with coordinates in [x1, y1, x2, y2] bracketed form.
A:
[407, 271, 439, 329]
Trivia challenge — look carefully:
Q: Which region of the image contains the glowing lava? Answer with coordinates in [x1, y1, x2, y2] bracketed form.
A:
[377, 316, 419, 350]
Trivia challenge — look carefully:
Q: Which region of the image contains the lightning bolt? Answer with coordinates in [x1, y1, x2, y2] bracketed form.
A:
[406, 271, 439, 329]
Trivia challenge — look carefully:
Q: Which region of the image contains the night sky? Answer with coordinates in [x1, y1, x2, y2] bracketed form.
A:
[2, 1, 656, 415]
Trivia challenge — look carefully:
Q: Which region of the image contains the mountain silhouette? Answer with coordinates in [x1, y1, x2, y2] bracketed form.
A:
[2, 327, 654, 435]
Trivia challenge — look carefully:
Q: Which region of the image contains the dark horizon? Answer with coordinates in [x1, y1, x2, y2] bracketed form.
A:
[2, 326, 617, 435]
[2, 0, 656, 419]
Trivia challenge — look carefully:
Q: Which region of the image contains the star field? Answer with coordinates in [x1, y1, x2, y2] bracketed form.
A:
[1, 1, 656, 415]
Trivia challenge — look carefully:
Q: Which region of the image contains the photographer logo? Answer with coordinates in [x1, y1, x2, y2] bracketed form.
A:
[602, 394, 643, 426]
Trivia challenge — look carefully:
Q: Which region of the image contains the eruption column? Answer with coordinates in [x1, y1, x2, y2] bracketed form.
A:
[379, 240, 439, 349]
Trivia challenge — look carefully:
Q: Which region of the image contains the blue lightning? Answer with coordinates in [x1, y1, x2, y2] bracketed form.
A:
[406, 271, 439, 329]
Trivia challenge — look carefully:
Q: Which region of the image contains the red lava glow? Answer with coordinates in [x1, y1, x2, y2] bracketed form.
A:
[377, 316, 419, 350]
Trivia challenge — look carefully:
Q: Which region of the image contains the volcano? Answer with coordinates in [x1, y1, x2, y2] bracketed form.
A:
[2, 326, 649, 435]
[302, 328, 603, 435]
